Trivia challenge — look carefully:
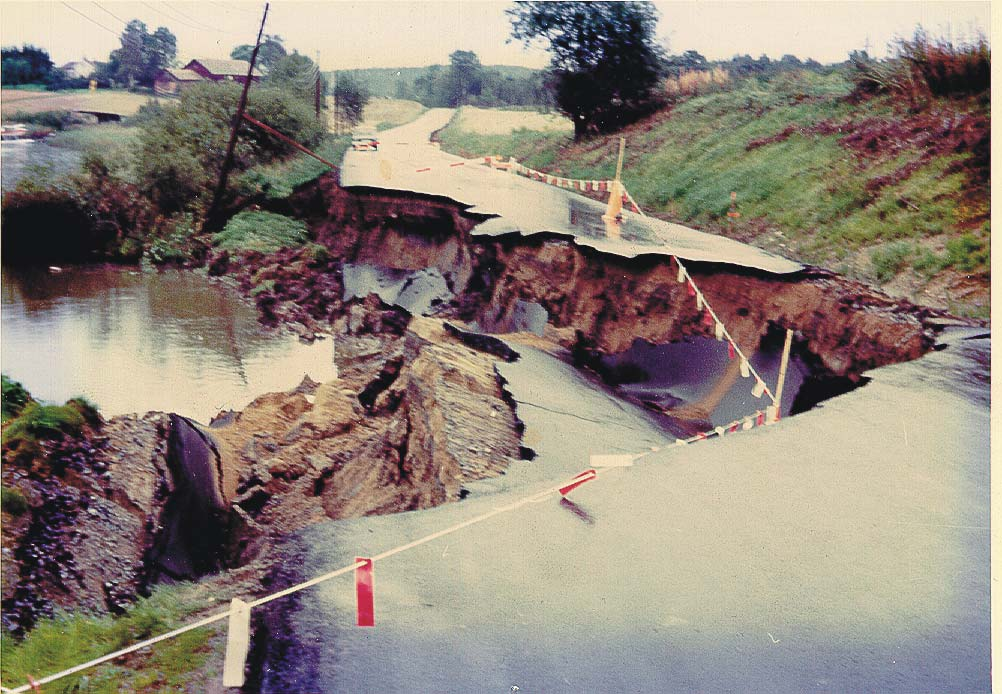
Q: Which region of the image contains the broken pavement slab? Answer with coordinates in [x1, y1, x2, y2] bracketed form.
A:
[341, 109, 802, 274]
[253, 328, 989, 692]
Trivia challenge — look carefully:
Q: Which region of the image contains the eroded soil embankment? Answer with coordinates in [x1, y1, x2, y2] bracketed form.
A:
[1, 296, 523, 634]
[278, 172, 948, 383]
[2, 169, 960, 634]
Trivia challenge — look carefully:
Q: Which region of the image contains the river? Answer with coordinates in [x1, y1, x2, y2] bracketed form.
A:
[0, 139, 82, 193]
[1, 265, 336, 424]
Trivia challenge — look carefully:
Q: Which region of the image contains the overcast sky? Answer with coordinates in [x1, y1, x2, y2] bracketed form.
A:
[0, 1, 991, 71]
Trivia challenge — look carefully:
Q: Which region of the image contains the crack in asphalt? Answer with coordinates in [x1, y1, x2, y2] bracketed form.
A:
[513, 398, 656, 435]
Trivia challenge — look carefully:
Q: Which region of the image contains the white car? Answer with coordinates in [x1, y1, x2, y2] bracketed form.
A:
[351, 131, 379, 151]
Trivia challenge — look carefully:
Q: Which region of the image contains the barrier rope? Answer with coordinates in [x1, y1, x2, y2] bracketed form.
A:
[481, 155, 614, 193]
[6, 153, 785, 692]
[1, 469, 600, 693]
[621, 186, 779, 410]
[478, 155, 780, 427]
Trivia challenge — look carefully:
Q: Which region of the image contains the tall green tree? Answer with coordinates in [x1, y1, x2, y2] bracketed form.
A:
[508, 1, 665, 139]
[231, 34, 287, 70]
[106, 20, 176, 88]
[444, 50, 484, 106]
[331, 73, 370, 126]
[264, 52, 325, 105]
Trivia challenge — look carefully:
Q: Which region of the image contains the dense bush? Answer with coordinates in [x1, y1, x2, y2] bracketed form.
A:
[896, 29, 990, 97]
[213, 210, 309, 253]
[43, 70, 90, 91]
[1, 151, 155, 263]
[851, 29, 990, 103]
[135, 82, 326, 214]
[8, 109, 70, 130]
[2, 376, 31, 422]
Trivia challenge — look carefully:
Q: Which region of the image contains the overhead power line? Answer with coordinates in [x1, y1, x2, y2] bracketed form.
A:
[60, 2, 119, 36]
[91, 1, 127, 26]
[139, 0, 246, 37]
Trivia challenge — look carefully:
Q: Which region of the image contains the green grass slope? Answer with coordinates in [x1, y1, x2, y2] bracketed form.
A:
[438, 70, 989, 316]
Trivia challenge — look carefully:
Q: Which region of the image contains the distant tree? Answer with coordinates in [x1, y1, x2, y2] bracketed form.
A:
[414, 64, 449, 106]
[146, 27, 177, 81]
[508, 1, 666, 139]
[444, 50, 485, 106]
[106, 20, 176, 88]
[331, 73, 370, 126]
[265, 52, 325, 105]
[724, 54, 773, 77]
[1, 45, 54, 85]
[664, 50, 707, 77]
[778, 54, 803, 70]
[231, 34, 287, 70]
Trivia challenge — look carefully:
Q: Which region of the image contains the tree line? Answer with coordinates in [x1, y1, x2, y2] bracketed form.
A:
[392, 50, 555, 108]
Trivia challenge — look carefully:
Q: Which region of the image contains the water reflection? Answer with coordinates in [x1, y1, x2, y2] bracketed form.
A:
[0, 141, 82, 193]
[1, 266, 336, 423]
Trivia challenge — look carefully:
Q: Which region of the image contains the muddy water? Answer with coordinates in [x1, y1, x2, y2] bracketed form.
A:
[1, 265, 336, 424]
[0, 140, 81, 193]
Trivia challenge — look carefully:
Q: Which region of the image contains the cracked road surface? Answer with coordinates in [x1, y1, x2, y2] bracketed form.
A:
[340, 109, 802, 274]
[257, 330, 989, 692]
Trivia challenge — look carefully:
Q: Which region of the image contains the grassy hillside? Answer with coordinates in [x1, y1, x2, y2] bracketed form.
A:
[357, 97, 426, 130]
[437, 70, 989, 316]
[329, 65, 538, 99]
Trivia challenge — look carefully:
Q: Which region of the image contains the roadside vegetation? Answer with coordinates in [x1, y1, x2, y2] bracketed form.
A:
[0, 585, 224, 693]
[214, 210, 309, 253]
[438, 31, 989, 315]
[1, 375, 101, 461]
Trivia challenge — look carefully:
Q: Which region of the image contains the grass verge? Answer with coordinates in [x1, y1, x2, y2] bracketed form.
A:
[214, 210, 309, 253]
[0, 585, 224, 693]
[238, 135, 349, 199]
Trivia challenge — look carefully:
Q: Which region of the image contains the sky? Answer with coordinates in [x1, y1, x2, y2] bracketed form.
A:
[0, 1, 991, 71]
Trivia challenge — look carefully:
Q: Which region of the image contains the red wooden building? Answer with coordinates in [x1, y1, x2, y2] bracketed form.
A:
[154, 58, 263, 96]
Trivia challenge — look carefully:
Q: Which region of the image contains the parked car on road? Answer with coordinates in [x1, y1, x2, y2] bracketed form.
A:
[351, 130, 379, 151]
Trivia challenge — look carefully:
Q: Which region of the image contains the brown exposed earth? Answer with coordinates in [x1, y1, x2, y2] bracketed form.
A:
[1, 292, 523, 633]
[2, 170, 970, 634]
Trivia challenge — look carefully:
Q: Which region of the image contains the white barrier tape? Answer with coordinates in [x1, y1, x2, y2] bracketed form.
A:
[480, 156, 612, 192]
[622, 185, 779, 408]
[5, 468, 599, 692]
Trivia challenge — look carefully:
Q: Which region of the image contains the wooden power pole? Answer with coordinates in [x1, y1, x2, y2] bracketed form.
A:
[315, 50, 322, 121]
[204, 2, 269, 232]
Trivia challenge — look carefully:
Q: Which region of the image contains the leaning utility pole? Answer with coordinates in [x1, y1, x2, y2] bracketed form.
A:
[331, 69, 339, 135]
[315, 50, 322, 121]
[204, 2, 269, 232]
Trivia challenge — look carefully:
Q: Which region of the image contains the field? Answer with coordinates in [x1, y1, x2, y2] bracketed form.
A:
[436, 72, 989, 316]
[359, 97, 426, 130]
[1, 89, 154, 117]
[446, 106, 571, 135]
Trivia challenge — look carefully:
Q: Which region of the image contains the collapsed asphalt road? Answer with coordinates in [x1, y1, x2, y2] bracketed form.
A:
[340, 109, 801, 273]
[252, 327, 988, 692]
